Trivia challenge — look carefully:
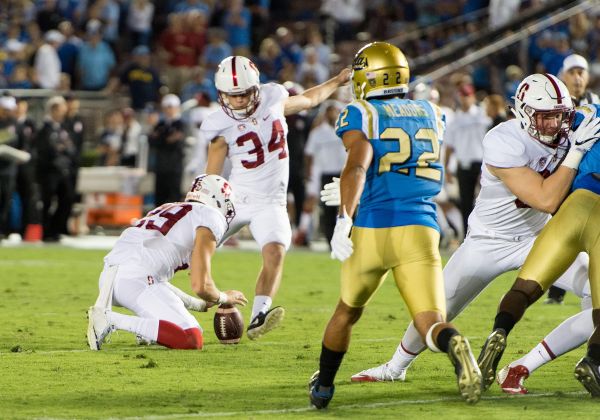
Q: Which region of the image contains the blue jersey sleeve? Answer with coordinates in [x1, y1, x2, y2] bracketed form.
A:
[335, 104, 364, 138]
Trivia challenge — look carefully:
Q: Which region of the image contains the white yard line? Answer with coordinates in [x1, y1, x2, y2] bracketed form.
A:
[110, 391, 587, 419]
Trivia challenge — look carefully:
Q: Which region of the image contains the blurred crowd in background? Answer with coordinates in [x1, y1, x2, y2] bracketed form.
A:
[0, 0, 598, 246]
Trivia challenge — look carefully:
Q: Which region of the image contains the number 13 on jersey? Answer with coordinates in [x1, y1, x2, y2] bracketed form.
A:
[378, 127, 442, 182]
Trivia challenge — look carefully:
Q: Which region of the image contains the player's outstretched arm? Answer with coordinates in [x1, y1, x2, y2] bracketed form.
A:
[205, 137, 228, 175]
[283, 68, 351, 116]
[189, 227, 247, 307]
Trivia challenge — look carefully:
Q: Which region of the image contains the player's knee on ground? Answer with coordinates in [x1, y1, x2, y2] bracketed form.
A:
[157, 320, 204, 350]
[498, 278, 543, 321]
[183, 328, 204, 350]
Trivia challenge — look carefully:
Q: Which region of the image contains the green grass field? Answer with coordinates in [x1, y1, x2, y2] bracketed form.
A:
[0, 246, 598, 419]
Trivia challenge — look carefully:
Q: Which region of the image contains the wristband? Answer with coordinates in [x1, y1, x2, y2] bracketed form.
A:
[216, 291, 228, 305]
[561, 148, 584, 170]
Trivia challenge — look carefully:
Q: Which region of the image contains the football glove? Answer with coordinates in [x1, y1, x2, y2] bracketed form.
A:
[330, 210, 353, 262]
[320, 177, 341, 207]
[563, 108, 600, 169]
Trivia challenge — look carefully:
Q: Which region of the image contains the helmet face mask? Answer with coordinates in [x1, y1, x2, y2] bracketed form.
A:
[351, 42, 410, 100]
[185, 174, 236, 227]
[215, 56, 261, 120]
[512, 73, 574, 147]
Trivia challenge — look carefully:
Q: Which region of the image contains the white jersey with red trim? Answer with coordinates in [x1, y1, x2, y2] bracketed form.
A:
[201, 83, 290, 203]
[467, 119, 569, 237]
[104, 203, 226, 281]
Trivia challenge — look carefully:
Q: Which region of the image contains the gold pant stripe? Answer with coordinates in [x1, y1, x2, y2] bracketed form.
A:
[340, 225, 445, 318]
[519, 189, 600, 307]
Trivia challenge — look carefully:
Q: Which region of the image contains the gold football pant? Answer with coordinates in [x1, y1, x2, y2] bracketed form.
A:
[340, 225, 446, 318]
[519, 189, 600, 308]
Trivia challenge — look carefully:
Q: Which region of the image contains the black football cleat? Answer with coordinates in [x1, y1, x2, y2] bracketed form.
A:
[247, 306, 285, 340]
[575, 356, 600, 397]
[478, 329, 507, 391]
[308, 371, 334, 409]
[447, 335, 482, 404]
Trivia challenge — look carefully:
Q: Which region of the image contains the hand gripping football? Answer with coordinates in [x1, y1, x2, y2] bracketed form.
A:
[213, 304, 244, 344]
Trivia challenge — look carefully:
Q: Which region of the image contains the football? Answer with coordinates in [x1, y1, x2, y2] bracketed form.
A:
[213, 303, 244, 344]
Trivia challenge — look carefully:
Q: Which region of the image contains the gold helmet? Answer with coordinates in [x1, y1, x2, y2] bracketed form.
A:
[351, 42, 410, 100]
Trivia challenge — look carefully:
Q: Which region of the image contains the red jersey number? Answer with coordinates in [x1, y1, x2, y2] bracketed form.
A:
[136, 203, 193, 235]
[236, 120, 287, 169]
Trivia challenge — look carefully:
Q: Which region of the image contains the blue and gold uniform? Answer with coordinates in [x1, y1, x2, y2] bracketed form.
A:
[336, 98, 444, 230]
[335, 97, 447, 314]
[519, 104, 600, 307]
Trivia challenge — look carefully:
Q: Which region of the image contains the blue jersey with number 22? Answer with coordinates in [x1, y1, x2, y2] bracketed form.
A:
[335, 98, 445, 230]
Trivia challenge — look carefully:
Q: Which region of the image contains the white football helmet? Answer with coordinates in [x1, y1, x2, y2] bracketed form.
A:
[512, 73, 574, 146]
[185, 174, 235, 227]
[215, 56, 261, 120]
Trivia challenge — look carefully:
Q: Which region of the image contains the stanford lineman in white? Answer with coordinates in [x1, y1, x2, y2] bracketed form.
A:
[202, 56, 350, 339]
[348, 74, 598, 384]
[86, 175, 247, 350]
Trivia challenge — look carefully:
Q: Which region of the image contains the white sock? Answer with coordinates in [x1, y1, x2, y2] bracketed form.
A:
[390, 322, 426, 371]
[108, 311, 159, 342]
[512, 342, 553, 373]
[299, 212, 312, 231]
[513, 309, 592, 374]
[251, 295, 272, 320]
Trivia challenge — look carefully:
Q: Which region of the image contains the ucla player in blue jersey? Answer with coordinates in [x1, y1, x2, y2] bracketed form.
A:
[308, 42, 482, 409]
[478, 104, 600, 397]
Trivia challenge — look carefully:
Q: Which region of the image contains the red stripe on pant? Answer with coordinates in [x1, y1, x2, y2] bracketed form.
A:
[157, 320, 203, 349]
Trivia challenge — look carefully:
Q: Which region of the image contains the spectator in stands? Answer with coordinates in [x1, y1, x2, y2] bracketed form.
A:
[77, 19, 116, 90]
[91, 0, 121, 54]
[107, 45, 163, 111]
[541, 31, 572, 76]
[159, 13, 199, 95]
[201, 28, 232, 74]
[222, 0, 252, 56]
[186, 10, 208, 59]
[3, 39, 26, 81]
[247, 0, 270, 54]
[304, 26, 331, 69]
[35, 96, 76, 242]
[34, 29, 64, 89]
[444, 83, 491, 236]
[174, 0, 211, 15]
[148, 94, 186, 205]
[297, 46, 329, 85]
[180, 66, 217, 102]
[0, 95, 19, 240]
[98, 109, 124, 167]
[14, 98, 40, 238]
[126, 0, 155, 47]
[120, 108, 144, 167]
[36, 0, 62, 33]
[8, 64, 33, 89]
[254, 37, 280, 83]
[503, 64, 523, 101]
[559, 54, 600, 106]
[57, 20, 82, 89]
[274, 27, 302, 76]
[320, 0, 365, 42]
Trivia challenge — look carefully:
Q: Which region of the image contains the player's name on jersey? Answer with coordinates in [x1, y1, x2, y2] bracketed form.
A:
[381, 103, 428, 118]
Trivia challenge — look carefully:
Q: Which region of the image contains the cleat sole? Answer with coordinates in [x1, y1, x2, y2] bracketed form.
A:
[478, 332, 506, 391]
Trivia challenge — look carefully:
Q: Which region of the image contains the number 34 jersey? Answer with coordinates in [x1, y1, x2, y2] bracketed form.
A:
[201, 83, 290, 202]
[104, 203, 226, 281]
[335, 98, 445, 231]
